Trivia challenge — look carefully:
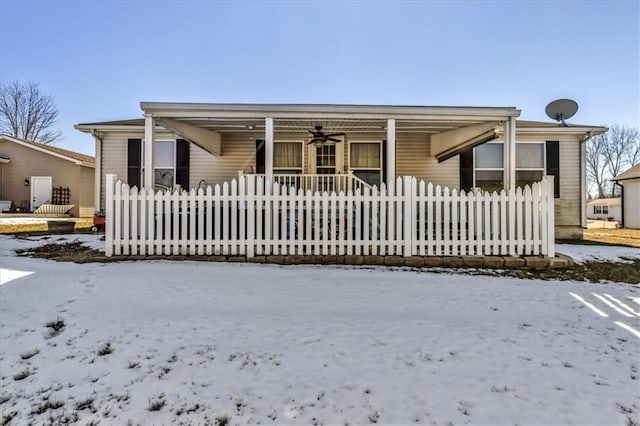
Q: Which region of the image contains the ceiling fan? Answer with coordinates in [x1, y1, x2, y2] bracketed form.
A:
[307, 125, 346, 145]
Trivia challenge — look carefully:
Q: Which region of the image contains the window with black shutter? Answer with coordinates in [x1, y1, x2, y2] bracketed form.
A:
[256, 139, 265, 174]
[127, 138, 142, 188]
[176, 139, 190, 189]
[546, 141, 560, 198]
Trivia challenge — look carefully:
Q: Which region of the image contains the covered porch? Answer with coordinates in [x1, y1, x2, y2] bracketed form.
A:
[136, 103, 522, 194]
[95, 103, 557, 260]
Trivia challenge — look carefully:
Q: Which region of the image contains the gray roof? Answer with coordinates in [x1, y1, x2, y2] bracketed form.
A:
[612, 164, 640, 182]
[0, 135, 94, 166]
[587, 198, 621, 206]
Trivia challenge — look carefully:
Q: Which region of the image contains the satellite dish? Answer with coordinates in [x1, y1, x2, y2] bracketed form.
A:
[545, 99, 578, 126]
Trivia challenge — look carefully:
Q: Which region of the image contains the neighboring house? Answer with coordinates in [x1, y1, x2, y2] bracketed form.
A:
[612, 164, 640, 229]
[586, 198, 621, 222]
[0, 135, 95, 217]
[76, 102, 607, 240]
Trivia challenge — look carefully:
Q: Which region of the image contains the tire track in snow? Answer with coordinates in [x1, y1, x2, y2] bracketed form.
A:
[569, 292, 608, 317]
[591, 293, 635, 318]
[604, 294, 640, 317]
[570, 291, 640, 339]
[615, 321, 640, 338]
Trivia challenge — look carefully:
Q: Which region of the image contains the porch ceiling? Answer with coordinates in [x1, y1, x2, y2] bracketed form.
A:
[170, 117, 494, 134]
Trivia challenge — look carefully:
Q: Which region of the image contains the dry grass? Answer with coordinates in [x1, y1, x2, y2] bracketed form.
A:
[0, 219, 93, 234]
[583, 228, 640, 248]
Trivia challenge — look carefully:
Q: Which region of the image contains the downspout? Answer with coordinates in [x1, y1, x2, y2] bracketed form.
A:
[579, 131, 593, 229]
[91, 129, 103, 213]
[615, 182, 624, 227]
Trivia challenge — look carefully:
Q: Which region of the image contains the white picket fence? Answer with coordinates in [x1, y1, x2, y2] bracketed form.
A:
[105, 174, 555, 258]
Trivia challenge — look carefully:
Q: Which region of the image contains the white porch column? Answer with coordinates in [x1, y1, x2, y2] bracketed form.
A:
[144, 113, 155, 189]
[386, 118, 396, 187]
[265, 117, 274, 180]
[580, 139, 587, 228]
[503, 116, 516, 192]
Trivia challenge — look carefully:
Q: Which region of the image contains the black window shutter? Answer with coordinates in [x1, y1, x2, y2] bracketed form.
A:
[176, 139, 190, 189]
[546, 141, 560, 198]
[127, 138, 142, 188]
[460, 147, 474, 192]
[256, 139, 265, 174]
[381, 140, 387, 184]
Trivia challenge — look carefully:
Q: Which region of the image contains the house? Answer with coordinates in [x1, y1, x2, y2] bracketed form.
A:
[0, 135, 95, 217]
[612, 164, 640, 229]
[586, 198, 621, 222]
[75, 102, 607, 257]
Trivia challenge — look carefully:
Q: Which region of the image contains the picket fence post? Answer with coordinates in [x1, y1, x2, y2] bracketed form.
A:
[546, 175, 555, 258]
[105, 174, 116, 257]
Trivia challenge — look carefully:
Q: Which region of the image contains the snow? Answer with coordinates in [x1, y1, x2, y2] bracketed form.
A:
[557, 243, 639, 264]
[1, 235, 639, 425]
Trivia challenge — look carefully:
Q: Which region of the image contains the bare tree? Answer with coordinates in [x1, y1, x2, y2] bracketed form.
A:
[0, 81, 62, 145]
[618, 125, 640, 167]
[586, 124, 640, 198]
[586, 134, 608, 198]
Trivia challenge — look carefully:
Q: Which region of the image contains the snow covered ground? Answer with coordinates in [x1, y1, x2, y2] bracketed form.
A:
[1, 235, 639, 425]
[556, 243, 639, 264]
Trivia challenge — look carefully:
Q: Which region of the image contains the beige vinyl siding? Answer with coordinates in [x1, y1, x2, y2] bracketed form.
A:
[79, 166, 95, 217]
[556, 138, 581, 227]
[493, 134, 582, 234]
[341, 133, 459, 188]
[97, 129, 584, 237]
[99, 130, 175, 209]
[0, 138, 91, 217]
[100, 131, 132, 208]
[331, 132, 459, 188]
[396, 133, 460, 188]
[190, 132, 258, 188]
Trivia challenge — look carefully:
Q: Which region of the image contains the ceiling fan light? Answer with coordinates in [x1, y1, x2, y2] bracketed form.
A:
[314, 140, 324, 148]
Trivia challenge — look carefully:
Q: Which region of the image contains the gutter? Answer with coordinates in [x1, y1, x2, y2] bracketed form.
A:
[580, 131, 594, 229]
[91, 129, 103, 213]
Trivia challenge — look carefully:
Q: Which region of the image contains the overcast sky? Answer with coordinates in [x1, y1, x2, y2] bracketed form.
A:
[1, 0, 638, 155]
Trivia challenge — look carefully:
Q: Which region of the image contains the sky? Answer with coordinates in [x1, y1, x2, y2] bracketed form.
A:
[1, 0, 638, 155]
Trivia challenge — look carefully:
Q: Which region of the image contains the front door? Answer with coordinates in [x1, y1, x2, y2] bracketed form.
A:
[316, 145, 336, 191]
[30, 176, 52, 211]
[308, 143, 344, 192]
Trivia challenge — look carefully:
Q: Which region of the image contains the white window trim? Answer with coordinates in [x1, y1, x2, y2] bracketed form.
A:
[348, 140, 383, 187]
[306, 137, 347, 175]
[142, 139, 177, 189]
[474, 141, 546, 189]
[273, 140, 304, 174]
[348, 140, 383, 171]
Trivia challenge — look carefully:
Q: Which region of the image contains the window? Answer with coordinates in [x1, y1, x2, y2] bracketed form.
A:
[350, 142, 381, 187]
[474, 142, 504, 192]
[515, 143, 544, 189]
[474, 141, 545, 192]
[594, 205, 609, 215]
[154, 140, 175, 191]
[273, 141, 303, 174]
[316, 144, 336, 175]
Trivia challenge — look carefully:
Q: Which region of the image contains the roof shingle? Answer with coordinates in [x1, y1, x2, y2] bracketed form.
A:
[0, 135, 94, 165]
[613, 164, 640, 182]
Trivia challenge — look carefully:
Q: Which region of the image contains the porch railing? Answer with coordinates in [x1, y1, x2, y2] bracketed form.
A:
[242, 172, 371, 193]
[105, 174, 555, 258]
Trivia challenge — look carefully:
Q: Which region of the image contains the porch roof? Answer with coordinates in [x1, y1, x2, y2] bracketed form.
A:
[75, 116, 607, 137]
[140, 102, 521, 120]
